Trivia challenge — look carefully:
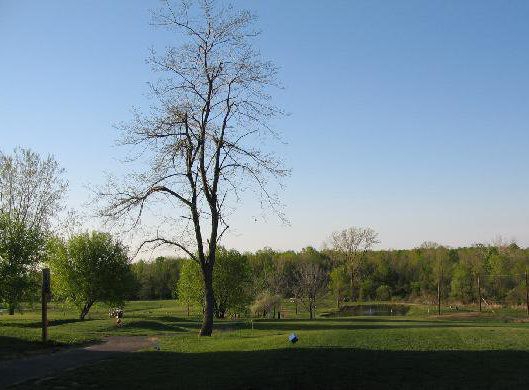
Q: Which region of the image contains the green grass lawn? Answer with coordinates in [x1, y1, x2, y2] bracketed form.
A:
[4, 300, 529, 388]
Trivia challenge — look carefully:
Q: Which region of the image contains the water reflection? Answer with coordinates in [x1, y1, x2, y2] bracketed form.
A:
[323, 304, 410, 317]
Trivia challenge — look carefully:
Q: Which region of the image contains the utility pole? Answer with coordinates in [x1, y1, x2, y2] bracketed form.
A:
[437, 252, 443, 316]
[525, 269, 529, 316]
[42, 268, 51, 343]
[437, 279, 441, 316]
[477, 274, 482, 313]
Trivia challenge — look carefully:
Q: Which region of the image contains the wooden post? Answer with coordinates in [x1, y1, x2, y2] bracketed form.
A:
[477, 274, 482, 313]
[42, 268, 50, 343]
[525, 269, 529, 316]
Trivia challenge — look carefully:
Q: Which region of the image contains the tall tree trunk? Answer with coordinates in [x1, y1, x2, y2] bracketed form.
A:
[8, 304, 15, 315]
[80, 301, 94, 320]
[200, 267, 214, 336]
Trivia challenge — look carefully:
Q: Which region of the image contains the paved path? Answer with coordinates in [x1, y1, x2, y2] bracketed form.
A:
[0, 336, 157, 388]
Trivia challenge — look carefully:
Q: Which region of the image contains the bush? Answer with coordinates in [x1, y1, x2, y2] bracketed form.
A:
[376, 285, 392, 301]
[505, 287, 524, 306]
[359, 279, 376, 301]
[410, 282, 421, 297]
[250, 292, 281, 318]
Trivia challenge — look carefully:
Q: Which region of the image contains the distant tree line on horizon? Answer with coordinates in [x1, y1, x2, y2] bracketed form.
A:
[127, 239, 529, 318]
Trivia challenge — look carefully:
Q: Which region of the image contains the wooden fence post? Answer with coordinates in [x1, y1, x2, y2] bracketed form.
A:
[42, 268, 50, 343]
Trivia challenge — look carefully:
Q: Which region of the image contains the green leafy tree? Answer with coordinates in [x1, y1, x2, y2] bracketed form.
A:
[177, 248, 253, 319]
[375, 284, 392, 301]
[450, 248, 482, 303]
[131, 257, 181, 300]
[0, 148, 67, 314]
[247, 248, 276, 295]
[0, 213, 44, 314]
[177, 260, 203, 316]
[47, 231, 134, 320]
[329, 265, 349, 308]
[213, 248, 253, 318]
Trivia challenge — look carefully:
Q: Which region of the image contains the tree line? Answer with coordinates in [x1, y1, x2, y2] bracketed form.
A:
[132, 240, 529, 319]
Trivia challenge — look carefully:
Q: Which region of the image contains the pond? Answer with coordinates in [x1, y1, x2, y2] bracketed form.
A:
[322, 304, 410, 317]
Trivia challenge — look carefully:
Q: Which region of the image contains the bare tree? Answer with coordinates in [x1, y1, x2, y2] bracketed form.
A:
[99, 0, 286, 336]
[472, 243, 492, 312]
[419, 241, 448, 315]
[0, 148, 67, 232]
[298, 261, 328, 320]
[330, 227, 379, 300]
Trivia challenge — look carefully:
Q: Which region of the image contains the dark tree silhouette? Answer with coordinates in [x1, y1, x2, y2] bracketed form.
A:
[100, 0, 286, 336]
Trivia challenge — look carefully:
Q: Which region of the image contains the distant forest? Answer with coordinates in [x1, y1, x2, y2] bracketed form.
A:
[131, 242, 529, 307]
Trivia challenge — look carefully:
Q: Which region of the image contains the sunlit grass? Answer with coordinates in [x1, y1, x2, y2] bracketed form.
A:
[5, 299, 529, 388]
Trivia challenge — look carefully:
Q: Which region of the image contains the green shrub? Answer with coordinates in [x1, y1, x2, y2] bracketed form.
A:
[376, 285, 392, 301]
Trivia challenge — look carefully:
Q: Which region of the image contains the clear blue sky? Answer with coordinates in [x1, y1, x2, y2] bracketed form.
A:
[2, 0, 529, 252]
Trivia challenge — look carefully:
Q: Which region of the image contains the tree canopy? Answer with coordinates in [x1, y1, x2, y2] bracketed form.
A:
[0, 148, 67, 314]
[47, 231, 135, 319]
[0, 213, 44, 314]
[177, 247, 253, 318]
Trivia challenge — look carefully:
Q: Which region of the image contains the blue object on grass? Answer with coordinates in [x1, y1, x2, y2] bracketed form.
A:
[289, 333, 298, 343]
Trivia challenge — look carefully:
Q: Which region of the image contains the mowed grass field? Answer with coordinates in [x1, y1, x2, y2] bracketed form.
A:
[3, 300, 529, 389]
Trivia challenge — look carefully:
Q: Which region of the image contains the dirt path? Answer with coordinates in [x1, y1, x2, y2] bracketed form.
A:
[0, 336, 158, 388]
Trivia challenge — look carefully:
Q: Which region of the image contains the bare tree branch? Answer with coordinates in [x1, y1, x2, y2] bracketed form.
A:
[98, 0, 287, 336]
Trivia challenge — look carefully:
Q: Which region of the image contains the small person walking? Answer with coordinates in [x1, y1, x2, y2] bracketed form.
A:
[110, 308, 124, 327]
[115, 308, 124, 326]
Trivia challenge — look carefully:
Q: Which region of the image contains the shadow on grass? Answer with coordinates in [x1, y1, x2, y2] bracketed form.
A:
[123, 320, 189, 333]
[48, 318, 86, 327]
[251, 319, 477, 331]
[151, 316, 251, 331]
[14, 348, 529, 389]
[0, 336, 62, 361]
[8, 318, 87, 329]
[256, 317, 486, 324]
[152, 315, 202, 324]
[128, 316, 493, 333]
